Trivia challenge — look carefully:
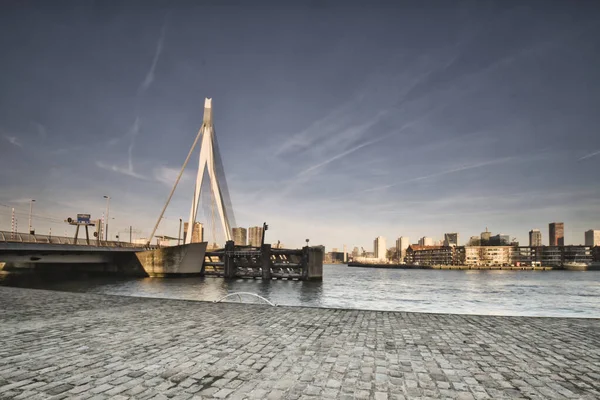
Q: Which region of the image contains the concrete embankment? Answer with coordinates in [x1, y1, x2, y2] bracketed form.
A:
[0, 286, 598, 399]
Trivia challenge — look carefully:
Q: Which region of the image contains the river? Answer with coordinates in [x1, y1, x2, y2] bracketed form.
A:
[3, 264, 599, 318]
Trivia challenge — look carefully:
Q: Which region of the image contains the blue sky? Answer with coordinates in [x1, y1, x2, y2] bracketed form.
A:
[1, 0, 599, 249]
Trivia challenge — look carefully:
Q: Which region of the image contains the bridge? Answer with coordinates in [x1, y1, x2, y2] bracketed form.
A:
[0, 98, 323, 280]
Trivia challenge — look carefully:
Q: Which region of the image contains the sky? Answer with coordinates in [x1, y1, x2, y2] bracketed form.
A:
[1, 0, 600, 249]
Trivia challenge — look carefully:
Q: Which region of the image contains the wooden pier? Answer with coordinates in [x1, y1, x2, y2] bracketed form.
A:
[203, 241, 323, 280]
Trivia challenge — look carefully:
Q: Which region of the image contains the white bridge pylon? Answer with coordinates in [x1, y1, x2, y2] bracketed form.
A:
[147, 98, 234, 246]
[186, 98, 232, 244]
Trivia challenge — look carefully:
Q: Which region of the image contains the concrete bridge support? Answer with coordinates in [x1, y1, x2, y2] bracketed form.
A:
[304, 246, 324, 281]
[261, 244, 272, 280]
[135, 243, 207, 277]
[223, 241, 236, 278]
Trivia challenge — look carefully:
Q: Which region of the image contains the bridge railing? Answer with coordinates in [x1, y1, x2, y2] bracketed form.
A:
[0, 231, 149, 248]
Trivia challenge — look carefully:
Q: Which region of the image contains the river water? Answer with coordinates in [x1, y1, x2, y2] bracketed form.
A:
[5, 265, 599, 318]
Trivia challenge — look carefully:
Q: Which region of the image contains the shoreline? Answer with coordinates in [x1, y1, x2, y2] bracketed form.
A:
[1, 286, 598, 399]
[347, 262, 562, 270]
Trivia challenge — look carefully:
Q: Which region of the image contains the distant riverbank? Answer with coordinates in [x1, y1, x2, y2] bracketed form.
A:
[347, 262, 558, 270]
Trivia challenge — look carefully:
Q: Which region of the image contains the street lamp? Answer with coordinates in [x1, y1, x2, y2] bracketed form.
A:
[28, 199, 36, 235]
[178, 218, 182, 245]
[103, 195, 111, 241]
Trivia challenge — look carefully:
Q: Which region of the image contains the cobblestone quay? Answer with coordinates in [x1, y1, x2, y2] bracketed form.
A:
[1, 287, 598, 400]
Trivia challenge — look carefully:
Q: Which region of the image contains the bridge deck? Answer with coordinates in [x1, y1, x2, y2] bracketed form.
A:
[0, 242, 147, 252]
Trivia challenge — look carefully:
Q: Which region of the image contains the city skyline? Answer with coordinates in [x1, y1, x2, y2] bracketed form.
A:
[1, 1, 600, 249]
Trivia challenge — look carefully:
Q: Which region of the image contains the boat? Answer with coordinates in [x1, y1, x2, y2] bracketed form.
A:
[563, 261, 600, 271]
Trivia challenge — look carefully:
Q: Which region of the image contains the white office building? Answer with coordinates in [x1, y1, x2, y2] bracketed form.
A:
[374, 236, 387, 260]
[418, 236, 433, 246]
[396, 236, 410, 263]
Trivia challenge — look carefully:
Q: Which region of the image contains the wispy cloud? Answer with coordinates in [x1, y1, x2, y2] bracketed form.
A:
[127, 117, 141, 172]
[3, 135, 22, 147]
[139, 23, 167, 94]
[579, 149, 600, 160]
[351, 157, 514, 195]
[110, 21, 167, 172]
[297, 136, 388, 177]
[32, 122, 47, 138]
[96, 161, 147, 180]
[153, 165, 191, 186]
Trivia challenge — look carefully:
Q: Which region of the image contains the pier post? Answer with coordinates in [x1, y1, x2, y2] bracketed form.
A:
[305, 246, 323, 281]
[261, 244, 271, 280]
[224, 240, 236, 278]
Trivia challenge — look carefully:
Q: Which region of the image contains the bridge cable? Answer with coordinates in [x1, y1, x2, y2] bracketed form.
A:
[147, 125, 205, 246]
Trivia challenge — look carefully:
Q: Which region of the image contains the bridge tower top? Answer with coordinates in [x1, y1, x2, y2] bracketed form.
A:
[203, 98, 212, 123]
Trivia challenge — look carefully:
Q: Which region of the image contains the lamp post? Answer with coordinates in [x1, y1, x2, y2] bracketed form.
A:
[28, 199, 36, 235]
[103, 195, 110, 241]
[261, 222, 268, 247]
[178, 218, 182, 245]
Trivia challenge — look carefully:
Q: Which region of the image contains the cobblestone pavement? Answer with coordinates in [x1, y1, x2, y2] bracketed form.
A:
[0, 287, 599, 399]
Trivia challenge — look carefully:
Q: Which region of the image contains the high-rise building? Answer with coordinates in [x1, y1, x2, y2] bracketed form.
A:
[529, 229, 542, 247]
[248, 226, 263, 247]
[374, 236, 386, 260]
[418, 237, 433, 246]
[585, 229, 600, 246]
[444, 233, 459, 247]
[490, 234, 510, 246]
[232, 227, 247, 246]
[480, 228, 491, 245]
[183, 222, 203, 243]
[343, 244, 348, 263]
[395, 236, 410, 263]
[549, 222, 564, 246]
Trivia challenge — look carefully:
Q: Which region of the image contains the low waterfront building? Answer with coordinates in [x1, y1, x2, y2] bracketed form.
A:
[405, 244, 595, 267]
[561, 246, 592, 264]
[593, 246, 600, 262]
[516, 246, 592, 266]
[353, 256, 387, 264]
[406, 245, 464, 266]
[464, 246, 511, 266]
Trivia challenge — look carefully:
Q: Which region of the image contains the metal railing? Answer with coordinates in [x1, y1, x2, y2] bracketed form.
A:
[0, 231, 151, 248]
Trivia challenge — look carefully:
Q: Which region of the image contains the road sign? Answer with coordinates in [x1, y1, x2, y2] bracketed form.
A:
[77, 214, 91, 224]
